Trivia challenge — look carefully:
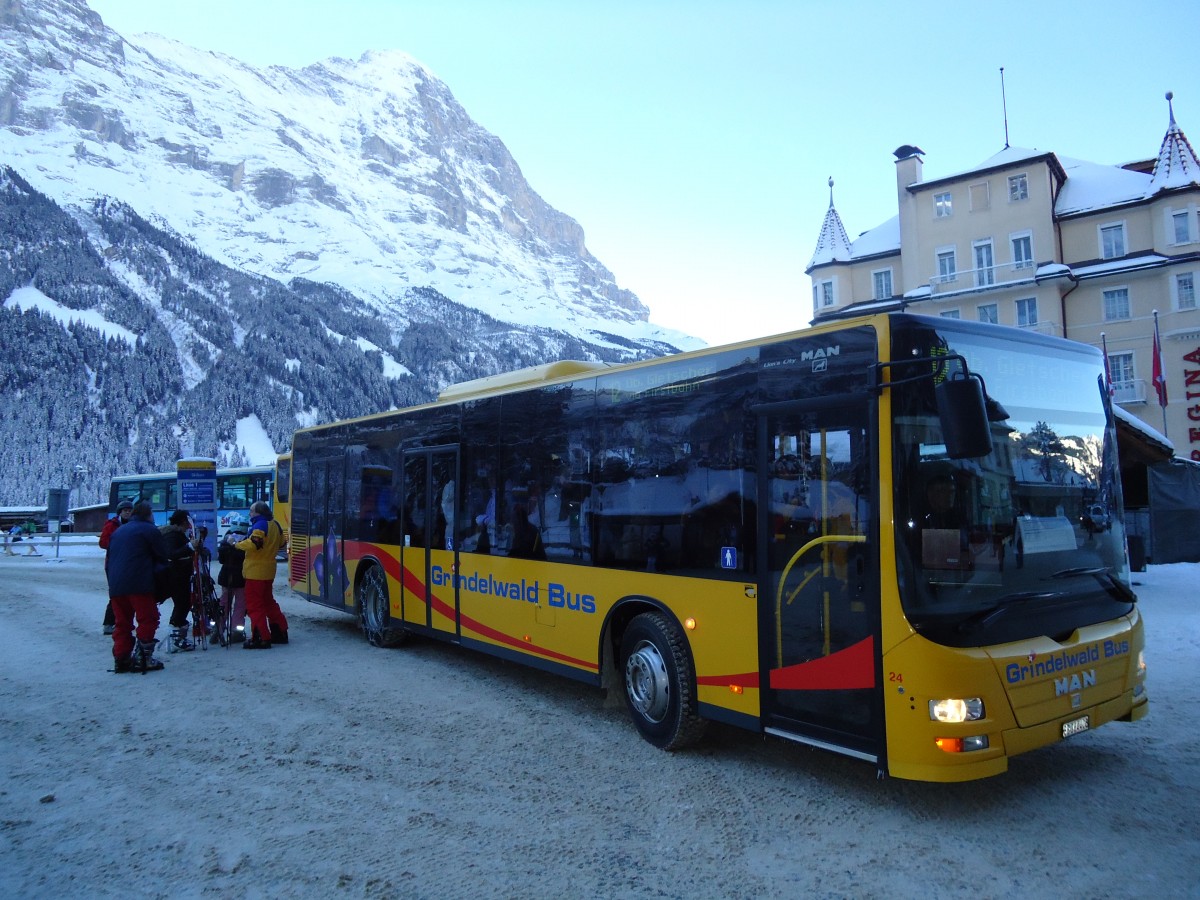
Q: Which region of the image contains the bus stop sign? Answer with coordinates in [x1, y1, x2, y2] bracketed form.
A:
[176, 458, 217, 511]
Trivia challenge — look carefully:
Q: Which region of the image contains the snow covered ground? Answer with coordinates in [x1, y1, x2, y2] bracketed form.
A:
[1, 541, 1197, 897]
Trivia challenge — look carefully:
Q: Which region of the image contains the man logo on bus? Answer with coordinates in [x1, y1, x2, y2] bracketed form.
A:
[800, 345, 839, 373]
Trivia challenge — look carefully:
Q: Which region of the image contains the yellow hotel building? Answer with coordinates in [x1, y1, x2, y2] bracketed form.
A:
[807, 94, 1199, 470]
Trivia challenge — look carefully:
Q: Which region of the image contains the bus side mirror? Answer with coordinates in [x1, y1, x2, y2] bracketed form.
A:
[936, 372, 993, 459]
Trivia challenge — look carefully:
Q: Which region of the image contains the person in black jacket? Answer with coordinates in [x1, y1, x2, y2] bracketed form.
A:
[215, 518, 248, 644]
[107, 501, 171, 672]
[159, 510, 198, 651]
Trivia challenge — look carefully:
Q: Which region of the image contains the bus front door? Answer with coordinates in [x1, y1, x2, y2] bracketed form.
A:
[310, 455, 349, 608]
[400, 448, 460, 638]
[758, 402, 881, 763]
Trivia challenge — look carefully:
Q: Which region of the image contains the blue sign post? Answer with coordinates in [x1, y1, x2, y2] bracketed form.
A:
[177, 458, 217, 561]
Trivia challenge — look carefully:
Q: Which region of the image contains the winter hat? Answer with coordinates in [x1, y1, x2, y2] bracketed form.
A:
[116, 499, 134, 512]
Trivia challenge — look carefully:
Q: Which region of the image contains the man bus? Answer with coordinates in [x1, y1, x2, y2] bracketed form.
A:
[285, 312, 1146, 782]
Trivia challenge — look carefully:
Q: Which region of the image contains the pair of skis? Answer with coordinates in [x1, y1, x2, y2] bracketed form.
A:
[186, 514, 211, 651]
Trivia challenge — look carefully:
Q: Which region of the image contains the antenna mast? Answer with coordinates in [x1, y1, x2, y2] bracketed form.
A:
[1000, 67, 1010, 148]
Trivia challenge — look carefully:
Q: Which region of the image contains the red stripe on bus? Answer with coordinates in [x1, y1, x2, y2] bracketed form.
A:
[767, 636, 876, 691]
[696, 671, 761, 688]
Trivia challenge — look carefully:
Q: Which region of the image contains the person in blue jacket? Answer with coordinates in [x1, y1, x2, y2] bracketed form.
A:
[107, 500, 172, 673]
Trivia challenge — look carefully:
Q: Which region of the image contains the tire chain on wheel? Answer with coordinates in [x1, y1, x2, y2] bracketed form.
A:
[630, 611, 708, 751]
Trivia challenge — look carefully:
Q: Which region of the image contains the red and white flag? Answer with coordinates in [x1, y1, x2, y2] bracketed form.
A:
[1152, 313, 1168, 408]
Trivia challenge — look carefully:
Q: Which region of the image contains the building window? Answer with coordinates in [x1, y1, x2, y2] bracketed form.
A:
[977, 303, 998, 324]
[1008, 174, 1029, 201]
[1016, 297, 1038, 327]
[940, 309, 961, 319]
[973, 240, 995, 287]
[969, 182, 990, 211]
[1103, 287, 1130, 321]
[936, 248, 957, 283]
[1173, 210, 1194, 245]
[814, 279, 835, 308]
[1100, 223, 1126, 259]
[1110, 352, 1134, 382]
[1011, 232, 1034, 270]
[934, 192, 952, 218]
[872, 269, 893, 300]
[1109, 352, 1136, 402]
[1176, 271, 1196, 310]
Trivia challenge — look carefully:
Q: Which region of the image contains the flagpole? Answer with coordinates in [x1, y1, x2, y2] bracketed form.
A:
[1100, 332, 1113, 398]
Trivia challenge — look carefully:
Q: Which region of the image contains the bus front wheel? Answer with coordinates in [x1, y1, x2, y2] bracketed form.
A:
[358, 563, 405, 648]
[620, 612, 706, 750]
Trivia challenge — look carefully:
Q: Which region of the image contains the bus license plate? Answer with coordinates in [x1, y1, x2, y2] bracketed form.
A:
[1062, 716, 1090, 739]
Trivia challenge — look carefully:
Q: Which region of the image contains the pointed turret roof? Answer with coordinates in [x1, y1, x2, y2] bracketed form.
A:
[807, 178, 852, 271]
[1148, 91, 1200, 195]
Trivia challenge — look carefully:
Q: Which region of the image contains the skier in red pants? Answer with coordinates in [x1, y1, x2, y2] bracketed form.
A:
[236, 500, 288, 649]
[106, 501, 171, 672]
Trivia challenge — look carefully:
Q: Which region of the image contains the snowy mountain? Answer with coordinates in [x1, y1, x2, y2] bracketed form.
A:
[0, 0, 700, 506]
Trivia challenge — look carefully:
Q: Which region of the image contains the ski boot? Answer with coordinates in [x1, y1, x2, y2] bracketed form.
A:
[168, 625, 195, 653]
[135, 639, 165, 673]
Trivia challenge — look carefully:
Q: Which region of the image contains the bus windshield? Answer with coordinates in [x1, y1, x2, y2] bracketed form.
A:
[891, 320, 1134, 648]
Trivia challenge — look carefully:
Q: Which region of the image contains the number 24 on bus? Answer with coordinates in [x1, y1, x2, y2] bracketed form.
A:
[284, 312, 1147, 782]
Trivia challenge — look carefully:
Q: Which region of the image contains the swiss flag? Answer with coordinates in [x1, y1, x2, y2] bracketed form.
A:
[1152, 318, 1168, 408]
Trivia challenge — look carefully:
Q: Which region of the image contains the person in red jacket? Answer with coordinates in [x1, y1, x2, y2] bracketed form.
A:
[98, 499, 134, 635]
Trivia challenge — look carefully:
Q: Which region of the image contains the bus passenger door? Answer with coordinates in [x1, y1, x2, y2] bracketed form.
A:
[311, 455, 349, 608]
[400, 448, 460, 638]
[758, 401, 881, 761]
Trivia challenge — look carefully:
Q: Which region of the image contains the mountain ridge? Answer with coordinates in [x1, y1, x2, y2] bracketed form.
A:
[0, 0, 699, 506]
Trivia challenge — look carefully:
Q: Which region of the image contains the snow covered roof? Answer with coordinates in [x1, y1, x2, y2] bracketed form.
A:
[806, 179, 853, 269]
[1055, 155, 1152, 216]
[849, 215, 900, 260]
[1148, 92, 1200, 195]
[1114, 404, 1174, 459]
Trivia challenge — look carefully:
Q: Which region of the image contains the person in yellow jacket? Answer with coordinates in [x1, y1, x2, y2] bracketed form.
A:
[236, 501, 288, 649]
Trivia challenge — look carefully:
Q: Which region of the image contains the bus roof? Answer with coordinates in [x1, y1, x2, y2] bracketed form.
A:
[437, 360, 614, 403]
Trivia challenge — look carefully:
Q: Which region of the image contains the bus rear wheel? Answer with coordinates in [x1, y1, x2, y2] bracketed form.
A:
[620, 612, 706, 750]
[358, 563, 405, 648]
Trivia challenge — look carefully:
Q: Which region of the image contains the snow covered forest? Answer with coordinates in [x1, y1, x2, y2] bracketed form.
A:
[0, 168, 658, 506]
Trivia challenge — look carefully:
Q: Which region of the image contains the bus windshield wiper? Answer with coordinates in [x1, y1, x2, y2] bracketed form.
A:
[1050, 566, 1136, 603]
[1050, 566, 1107, 579]
[957, 590, 1066, 633]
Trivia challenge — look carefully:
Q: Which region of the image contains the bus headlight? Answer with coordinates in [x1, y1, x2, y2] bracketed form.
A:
[929, 698, 984, 723]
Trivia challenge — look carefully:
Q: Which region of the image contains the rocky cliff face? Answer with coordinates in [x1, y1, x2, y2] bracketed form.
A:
[0, 0, 700, 505]
[0, 0, 689, 348]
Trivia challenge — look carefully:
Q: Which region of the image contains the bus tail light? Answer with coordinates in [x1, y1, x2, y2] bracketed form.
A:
[929, 697, 984, 723]
[935, 735, 989, 753]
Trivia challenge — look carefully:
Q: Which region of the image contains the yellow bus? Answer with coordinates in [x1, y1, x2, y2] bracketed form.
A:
[287, 312, 1147, 781]
[273, 452, 292, 555]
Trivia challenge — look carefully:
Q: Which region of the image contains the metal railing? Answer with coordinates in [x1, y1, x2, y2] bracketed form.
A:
[930, 260, 1037, 292]
[1112, 379, 1147, 404]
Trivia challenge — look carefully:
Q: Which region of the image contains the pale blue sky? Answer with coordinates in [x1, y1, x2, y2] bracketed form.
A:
[87, 0, 1199, 346]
